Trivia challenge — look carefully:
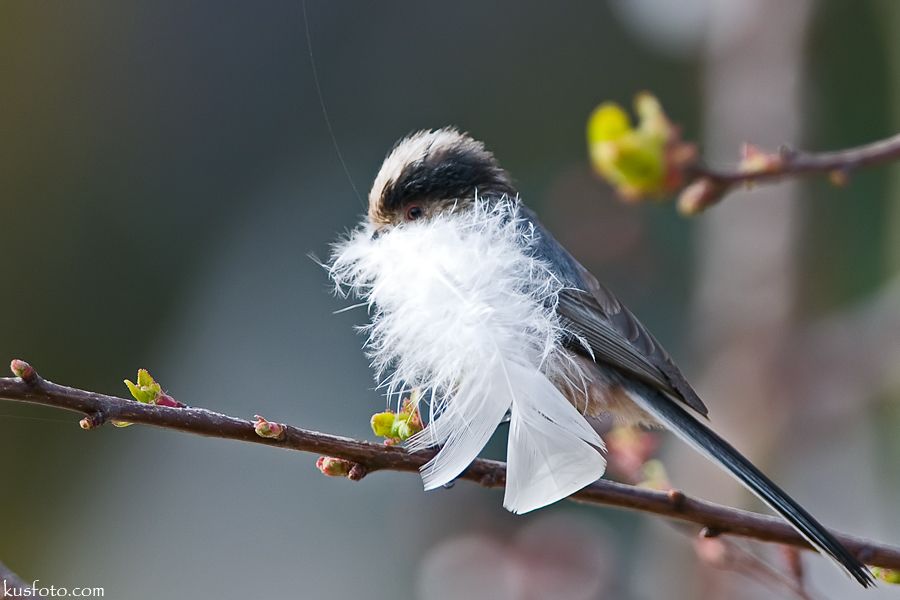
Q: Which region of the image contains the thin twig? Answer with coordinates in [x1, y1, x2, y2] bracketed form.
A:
[679, 132, 900, 214]
[695, 132, 900, 183]
[2, 360, 899, 571]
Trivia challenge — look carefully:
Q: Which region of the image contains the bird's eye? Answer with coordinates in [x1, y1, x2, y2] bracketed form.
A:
[405, 204, 424, 221]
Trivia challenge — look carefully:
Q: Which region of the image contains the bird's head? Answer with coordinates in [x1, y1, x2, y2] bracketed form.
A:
[367, 128, 517, 232]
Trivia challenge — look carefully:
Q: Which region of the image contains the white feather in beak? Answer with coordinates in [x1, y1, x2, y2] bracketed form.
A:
[329, 199, 606, 513]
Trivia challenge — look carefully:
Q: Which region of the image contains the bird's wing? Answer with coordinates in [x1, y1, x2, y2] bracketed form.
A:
[519, 206, 707, 417]
[558, 267, 708, 417]
[520, 207, 874, 586]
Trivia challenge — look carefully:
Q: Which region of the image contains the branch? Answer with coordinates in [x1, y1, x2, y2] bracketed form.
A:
[3, 360, 899, 572]
[586, 93, 900, 215]
[0, 559, 44, 598]
[680, 132, 900, 213]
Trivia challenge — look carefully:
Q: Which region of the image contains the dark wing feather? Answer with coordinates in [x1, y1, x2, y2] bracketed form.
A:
[519, 206, 707, 417]
[559, 269, 708, 417]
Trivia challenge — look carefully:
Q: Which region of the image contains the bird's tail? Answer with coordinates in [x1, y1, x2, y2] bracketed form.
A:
[625, 387, 874, 587]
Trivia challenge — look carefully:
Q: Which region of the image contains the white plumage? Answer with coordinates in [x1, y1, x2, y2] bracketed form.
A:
[330, 199, 606, 513]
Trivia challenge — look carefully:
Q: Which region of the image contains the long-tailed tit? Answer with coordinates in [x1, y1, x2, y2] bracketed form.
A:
[329, 128, 872, 586]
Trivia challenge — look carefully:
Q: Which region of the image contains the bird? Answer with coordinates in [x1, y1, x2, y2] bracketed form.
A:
[328, 127, 873, 587]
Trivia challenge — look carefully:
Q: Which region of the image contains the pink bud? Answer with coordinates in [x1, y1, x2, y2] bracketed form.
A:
[316, 456, 353, 477]
[253, 415, 286, 440]
[10, 359, 35, 382]
[677, 177, 727, 216]
[739, 143, 785, 176]
[154, 394, 185, 408]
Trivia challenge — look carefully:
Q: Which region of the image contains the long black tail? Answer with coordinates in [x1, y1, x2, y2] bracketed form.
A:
[627, 387, 874, 587]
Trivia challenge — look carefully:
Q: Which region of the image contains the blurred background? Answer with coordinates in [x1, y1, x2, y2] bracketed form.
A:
[1, 1, 899, 598]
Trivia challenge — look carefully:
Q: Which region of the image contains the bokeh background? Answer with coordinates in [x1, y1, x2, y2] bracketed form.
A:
[1, 1, 899, 598]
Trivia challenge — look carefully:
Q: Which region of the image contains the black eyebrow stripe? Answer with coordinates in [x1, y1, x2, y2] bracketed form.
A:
[381, 147, 516, 210]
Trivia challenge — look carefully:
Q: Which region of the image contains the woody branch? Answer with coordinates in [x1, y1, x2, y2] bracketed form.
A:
[2, 359, 899, 571]
[679, 131, 900, 214]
